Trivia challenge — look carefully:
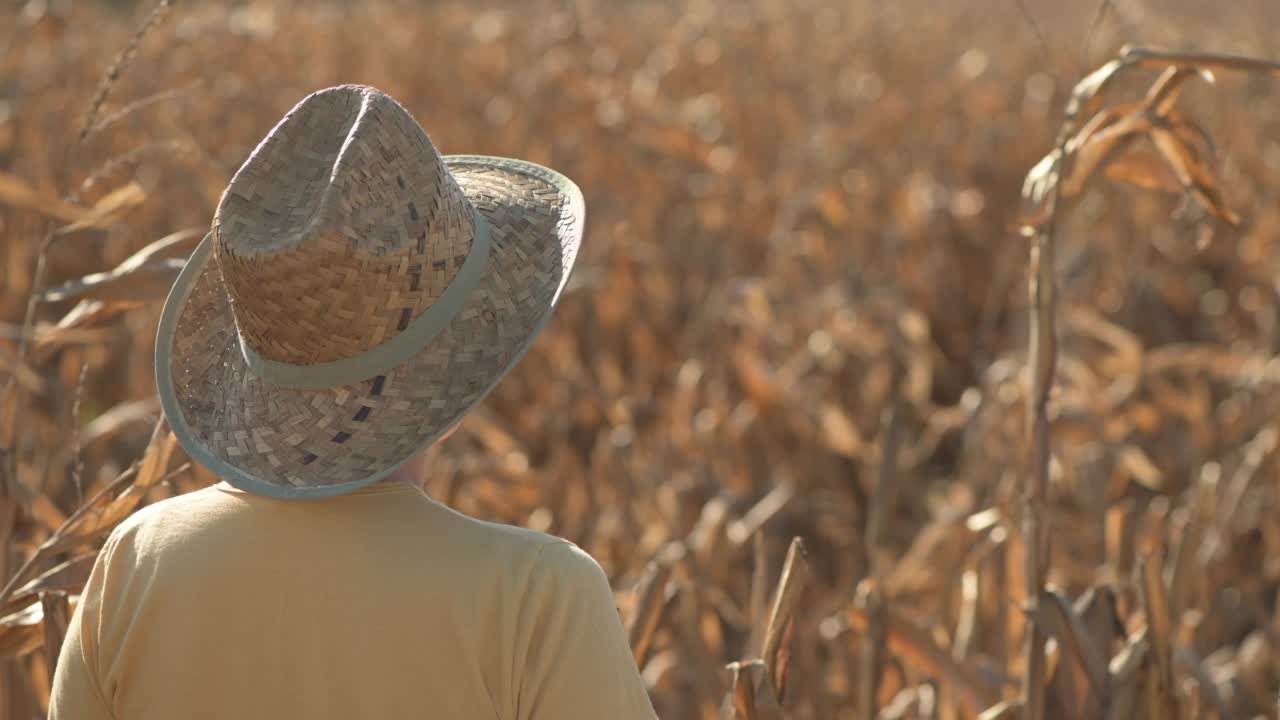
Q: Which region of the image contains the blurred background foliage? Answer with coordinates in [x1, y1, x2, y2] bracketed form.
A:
[2, 0, 1280, 717]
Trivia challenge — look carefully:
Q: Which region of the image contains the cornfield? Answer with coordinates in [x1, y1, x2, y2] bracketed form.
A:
[3, 0, 1280, 718]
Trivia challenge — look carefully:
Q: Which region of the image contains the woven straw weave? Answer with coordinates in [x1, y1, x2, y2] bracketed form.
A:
[215, 86, 477, 365]
[156, 85, 584, 499]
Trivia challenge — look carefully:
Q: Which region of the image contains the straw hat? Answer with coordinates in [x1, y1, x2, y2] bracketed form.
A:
[155, 84, 583, 499]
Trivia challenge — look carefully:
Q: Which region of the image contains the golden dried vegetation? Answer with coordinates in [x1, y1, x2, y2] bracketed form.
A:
[2, 0, 1280, 718]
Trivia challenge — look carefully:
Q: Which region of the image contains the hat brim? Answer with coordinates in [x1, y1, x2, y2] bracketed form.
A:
[155, 156, 584, 499]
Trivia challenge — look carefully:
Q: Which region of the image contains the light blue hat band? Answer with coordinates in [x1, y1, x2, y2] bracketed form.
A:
[234, 212, 491, 390]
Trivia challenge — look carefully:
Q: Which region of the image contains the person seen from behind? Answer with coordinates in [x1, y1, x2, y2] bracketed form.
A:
[48, 84, 658, 720]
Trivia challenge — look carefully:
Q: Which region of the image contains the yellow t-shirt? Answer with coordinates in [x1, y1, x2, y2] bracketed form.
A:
[49, 481, 657, 719]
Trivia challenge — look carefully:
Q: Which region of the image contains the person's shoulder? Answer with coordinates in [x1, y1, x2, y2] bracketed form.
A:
[422, 498, 602, 579]
[427, 499, 566, 557]
[528, 539, 606, 582]
[104, 484, 233, 553]
[522, 539, 617, 612]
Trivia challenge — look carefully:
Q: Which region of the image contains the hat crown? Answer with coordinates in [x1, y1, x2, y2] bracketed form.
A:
[213, 84, 477, 367]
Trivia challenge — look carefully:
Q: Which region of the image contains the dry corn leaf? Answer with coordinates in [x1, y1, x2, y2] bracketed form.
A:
[33, 228, 205, 359]
[1023, 589, 1109, 716]
[39, 258, 185, 304]
[0, 554, 97, 619]
[722, 659, 784, 720]
[760, 537, 807, 701]
[688, 496, 731, 561]
[0, 171, 85, 222]
[952, 565, 981, 661]
[846, 603, 1002, 716]
[1074, 585, 1124, 663]
[1160, 103, 1219, 156]
[83, 396, 161, 446]
[817, 404, 865, 460]
[1118, 445, 1165, 492]
[1066, 307, 1143, 409]
[977, 700, 1023, 719]
[1165, 512, 1204, 614]
[31, 302, 130, 364]
[724, 660, 760, 720]
[1062, 105, 1150, 198]
[1140, 66, 1210, 117]
[1174, 645, 1235, 720]
[854, 582, 886, 720]
[1021, 149, 1062, 213]
[1218, 426, 1278, 533]
[731, 349, 782, 410]
[50, 300, 122, 332]
[884, 518, 976, 598]
[54, 181, 147, 234]
[25, 497, 66, 541]
[1022, 55, 1130, 214]
[40, 419, 178, 557]
[628, 559, 673, 667]
[727, 483, 794, 546]
[461, 408, 525, 457]
[1101, 150, 1184, 194]
[747, 531, 769, 654]
[1148, 120, 1240, 226]
[880, 687, 924, 720]
[1232, 631, 1275, 712]
[1107, 629, 1150, 720]
[0, 601, 46, 660]
[40, 226, 201, 304]
[118, 226, 206, 265]
[1138, 553, 1179, 718]
[39, 592, 70, 684]
[1071, 58, 1129, 123]
[0, 347, 44, 395]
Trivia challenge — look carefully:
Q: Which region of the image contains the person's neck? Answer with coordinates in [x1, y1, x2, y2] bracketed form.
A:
[384, 455, 426, 487]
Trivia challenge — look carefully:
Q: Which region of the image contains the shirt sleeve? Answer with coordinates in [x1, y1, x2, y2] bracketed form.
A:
[514, 542, 657, 720]
[48, 535, 119, 720]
